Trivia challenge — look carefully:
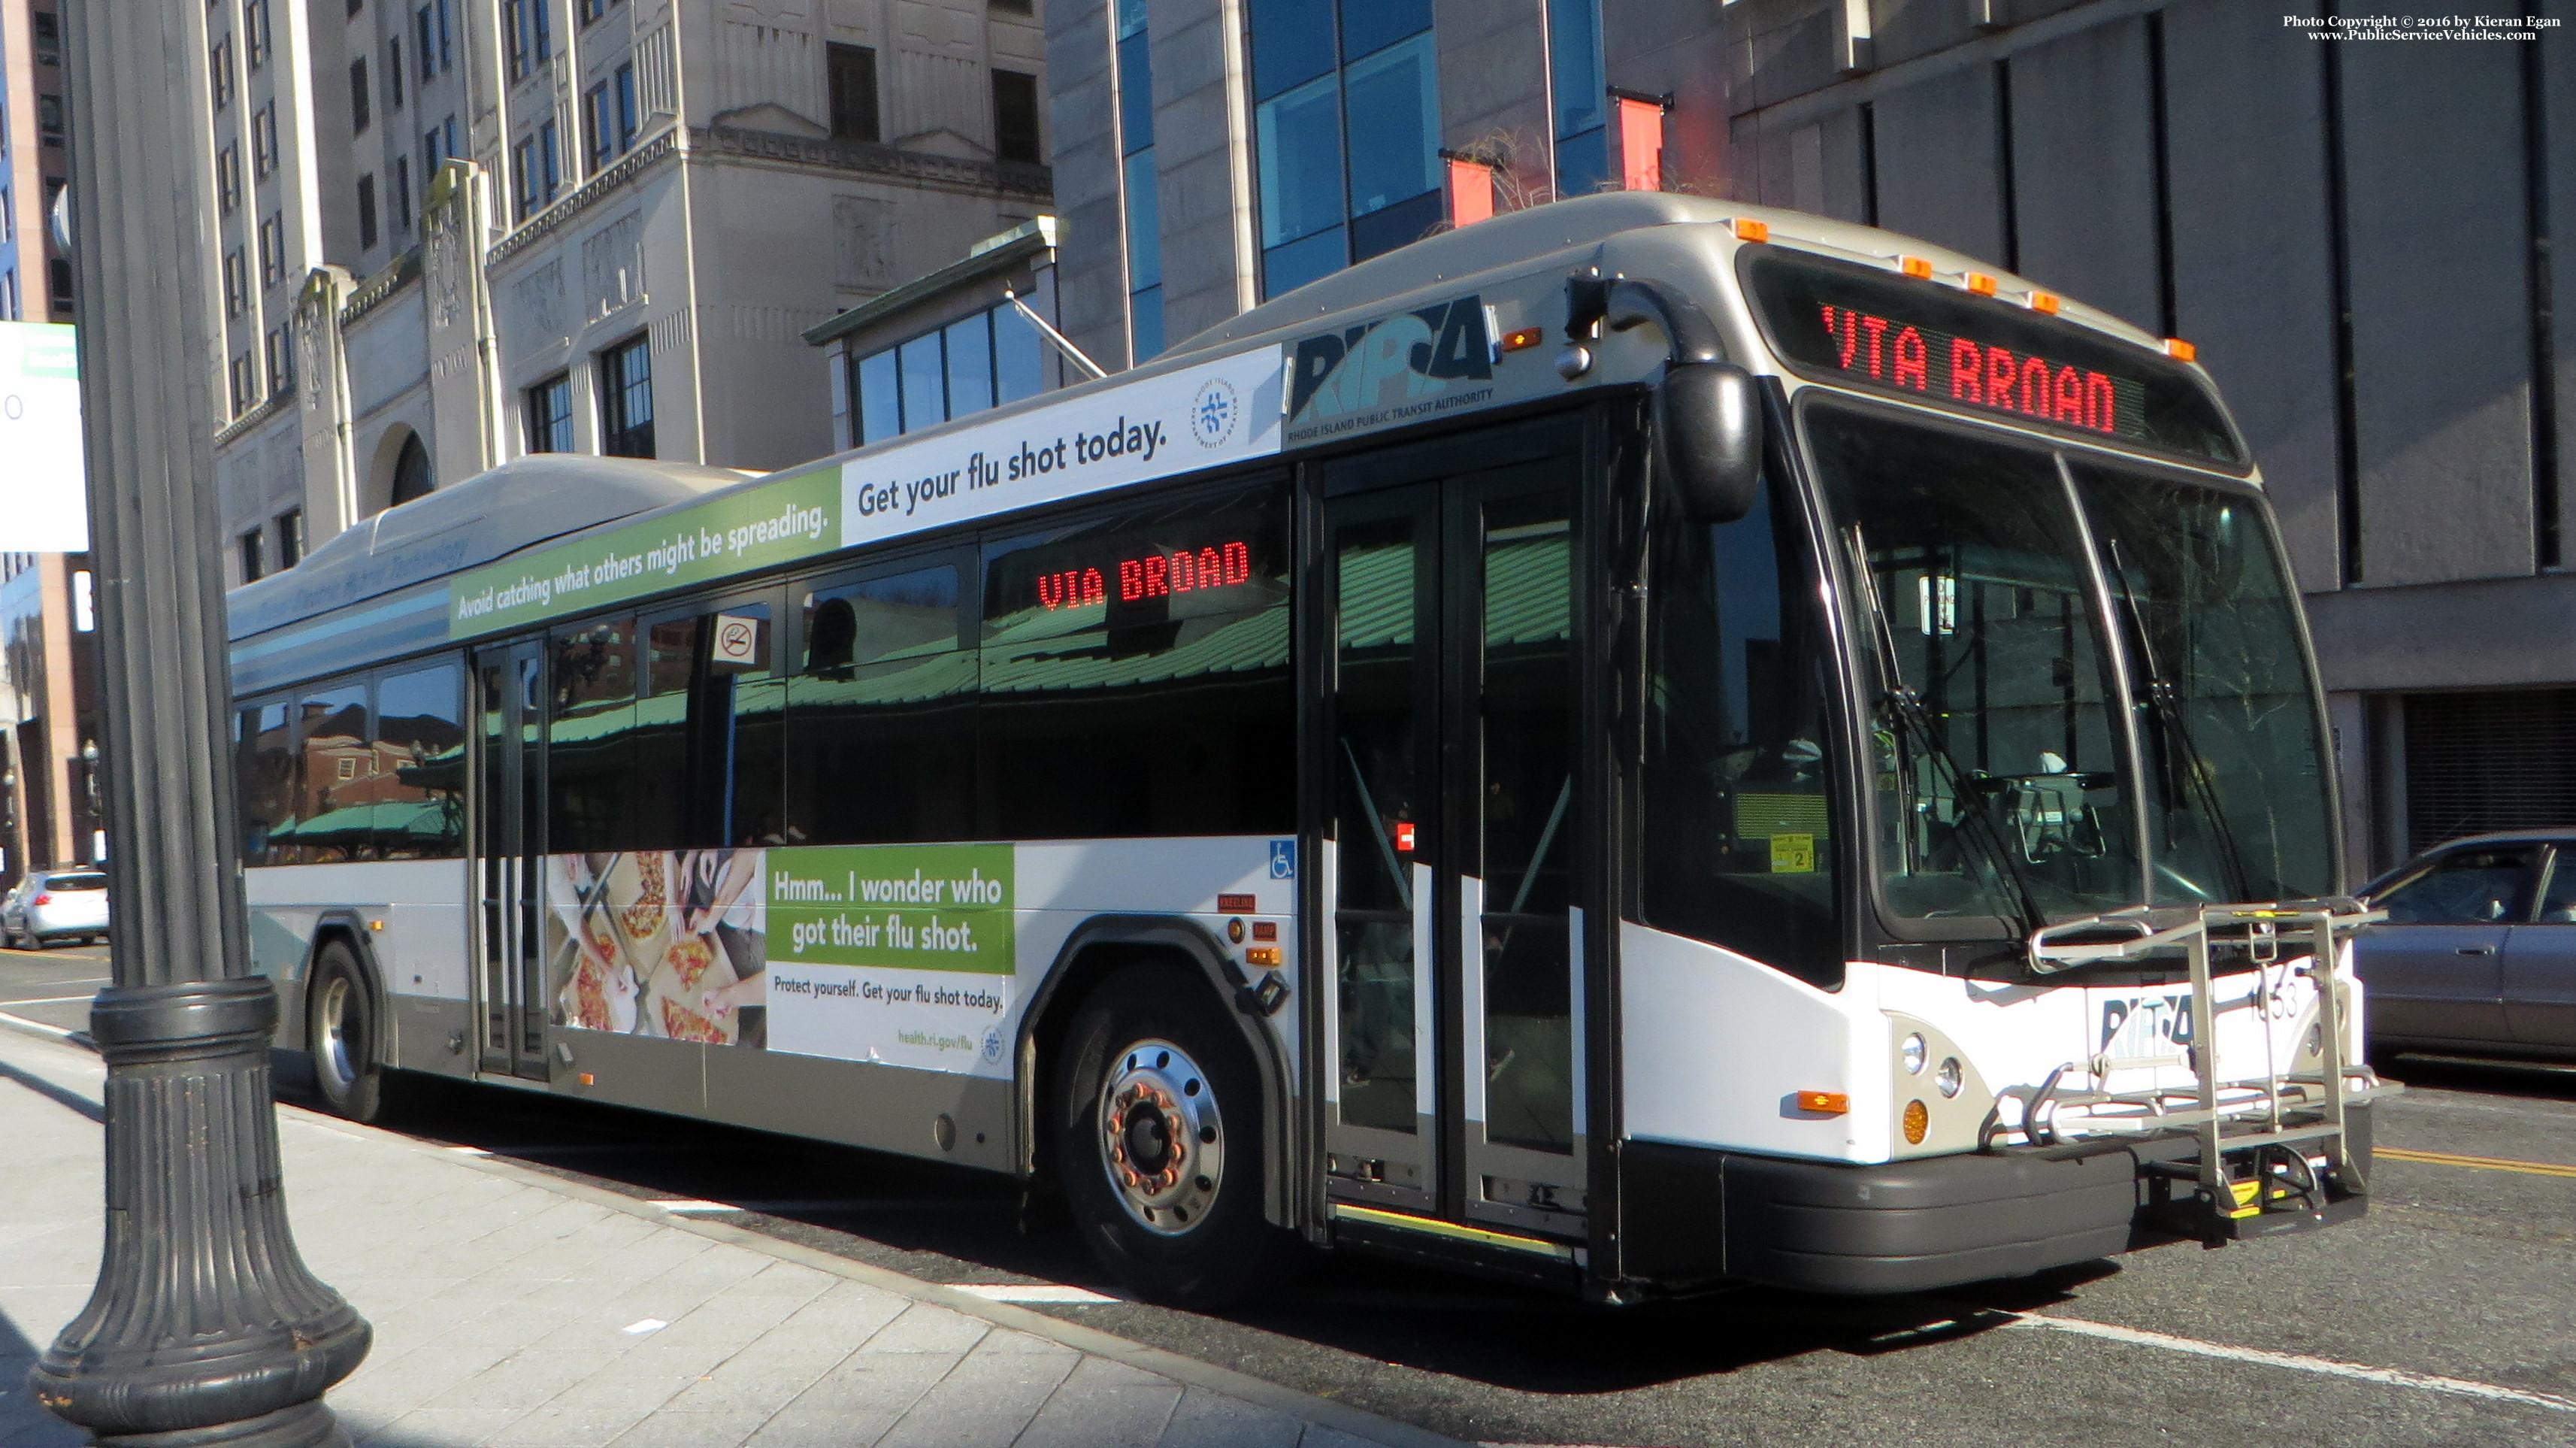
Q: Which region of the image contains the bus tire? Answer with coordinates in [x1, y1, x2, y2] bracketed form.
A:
[1055, 963, 1287, 1307]
[307, 941, 383, 1122]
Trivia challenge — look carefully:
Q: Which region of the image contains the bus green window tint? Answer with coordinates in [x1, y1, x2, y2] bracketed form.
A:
[978, 481, 1293, 840]
[2072, 467, 2332, 905]
[374, 662, 466, 860]
[1641, 469, 1843, 984]
[236, 698, 297, 867]
[292, 682, 372, 864]
[789, 567, 973, 847]
[547, 615, 639, 853]
[640, 606, 787, 849]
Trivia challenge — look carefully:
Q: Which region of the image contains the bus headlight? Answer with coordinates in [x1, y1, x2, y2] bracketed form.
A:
[1936, 1057, 1963, 1098]
[1901, 1034, 1927, 1074]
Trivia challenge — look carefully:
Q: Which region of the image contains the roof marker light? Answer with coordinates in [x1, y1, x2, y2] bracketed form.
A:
[1966, 272, 1998, 296]
[2030, 290, 2060, 314]
[1899, 256, 1933, 280]
[2165, 337, 2198, 362]
[1733, 217, 1770, 243]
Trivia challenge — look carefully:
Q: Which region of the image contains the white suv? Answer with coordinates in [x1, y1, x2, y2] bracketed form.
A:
[2, 871, 110, 950]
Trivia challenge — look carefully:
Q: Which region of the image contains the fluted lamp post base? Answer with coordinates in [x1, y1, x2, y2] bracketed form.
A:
[29, 978, 371, 1446]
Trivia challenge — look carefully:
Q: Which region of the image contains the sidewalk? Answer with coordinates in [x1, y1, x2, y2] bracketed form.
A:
[0, 1025, 1460, 1448]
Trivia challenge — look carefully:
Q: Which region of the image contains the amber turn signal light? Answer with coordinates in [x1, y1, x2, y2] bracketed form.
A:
[1902, 1099, 1930, 1144]
[1965, 272, 1998, 296]
[1796, 1090, 1849, 1115]
[2029, 291, 2060, 314]
[1246, 947, 1282, 968]
[2164, 337, 2198, 362]
[1502, 326, 1545, 353]
[1733, 217, 1770, 243]
[1899, 256, 1933, 279]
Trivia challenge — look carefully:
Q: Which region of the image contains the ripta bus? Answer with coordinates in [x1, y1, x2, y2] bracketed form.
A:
[224, 192, 2393, 1306]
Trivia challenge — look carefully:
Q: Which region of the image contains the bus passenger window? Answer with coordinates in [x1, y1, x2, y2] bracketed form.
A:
[1641, 472, 1842, 985]
[643, 605, 787, 848]
[236, 699, 296, 866]
[787, 566, 973, 846]
[977, 483, 1292, 840]
[548, 616, 638, 853]
[295, 683, 371, 863]
[374, 662, 466, 859]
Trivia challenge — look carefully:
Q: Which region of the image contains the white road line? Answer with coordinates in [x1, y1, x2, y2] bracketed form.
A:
[645, 1198, 957, 1214]
[2002, 1313, 2576, 1413]
[952, 1283, 1118, 1304]
[0, 1010, 77, 1040]
[0, 995, 101, 1007]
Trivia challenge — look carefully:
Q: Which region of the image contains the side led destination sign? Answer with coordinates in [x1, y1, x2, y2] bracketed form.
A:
[1744, 248, 2245, 468]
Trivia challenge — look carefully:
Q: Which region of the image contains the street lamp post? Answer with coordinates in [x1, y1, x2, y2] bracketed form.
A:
[28, 2, 371, 1445]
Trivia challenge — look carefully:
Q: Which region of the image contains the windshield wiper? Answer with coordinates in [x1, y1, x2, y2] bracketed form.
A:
[1843, 525, 2042, 938]
[2100, 539, 2255, 903]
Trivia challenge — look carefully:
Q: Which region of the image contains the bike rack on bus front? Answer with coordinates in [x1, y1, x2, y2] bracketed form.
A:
[2024, 900, 2403, 1241]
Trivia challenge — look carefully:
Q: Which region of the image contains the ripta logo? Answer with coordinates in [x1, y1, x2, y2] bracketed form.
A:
[1288, 294, 1493, 422]
[2099, 993, 2193, 1056]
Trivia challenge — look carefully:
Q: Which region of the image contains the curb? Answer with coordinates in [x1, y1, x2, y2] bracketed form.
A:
[1, 1026, 1470, 1448]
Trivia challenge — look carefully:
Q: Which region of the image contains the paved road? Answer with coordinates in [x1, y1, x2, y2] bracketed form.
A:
[7, 945, 2573, 1446]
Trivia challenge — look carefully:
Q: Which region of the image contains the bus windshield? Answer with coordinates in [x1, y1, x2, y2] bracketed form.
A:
[1808, 404, 2331, 933]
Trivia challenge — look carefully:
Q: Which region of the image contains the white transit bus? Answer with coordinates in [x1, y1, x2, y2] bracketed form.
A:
[226, 192, 2393, 1306]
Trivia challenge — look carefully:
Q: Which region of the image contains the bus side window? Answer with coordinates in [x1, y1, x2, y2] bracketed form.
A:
[1639, 473, 1843, 986]
[976, 481, 1293, 841]
[295, 681, 371, 865]
[236, 698, 295, 867]
[548, 616, 640, 854]
[786, 565, 973, 845]
[643, 604, 787, 848]
[375, 662, 466, 859]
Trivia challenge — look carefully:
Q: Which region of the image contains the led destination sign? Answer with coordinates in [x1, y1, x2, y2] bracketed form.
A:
[1814, 304, 2145, 439]
[1745, 249, 2245, 468]
[1033, 541, 1255, 612]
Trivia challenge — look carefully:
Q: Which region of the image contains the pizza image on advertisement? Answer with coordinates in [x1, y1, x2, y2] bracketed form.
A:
[667, 932, 719, 994]
[621, 853, 667, 940]
[659, 994, 726, 1043]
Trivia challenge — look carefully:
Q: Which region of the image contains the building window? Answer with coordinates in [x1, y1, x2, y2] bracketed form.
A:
[350, 58, 371, 133]
[583, 81, 610, 169]
[230, 353, 256, 415]
[0, 190, 10, 242]
[1545, 0, 1606, 192]
[239, 527, 266, 583]
[36, 95, 64, 148]
[1246, 0, 1439, 297]
[217, 144, 241, 213]
[414, 8, 436, 82]
[253, 101, 278, 177]
[391, 432, 432, 502]
[586, 71, 637, 170]
[275, 508, 304, 568]
[356, 174, 378, 249]
[512, 127, 559, 223]
[525, 372, 572, 453]
[3, 269, 19, 322]
[392, 156, 411, 232]
[992, 69, 1039, 164]
[223, 248, 248, 315]
[435, 0, 453, 70]
[828, 44, 879, 143]
[264, 326, 293, 392]
[849, 297, 1049, 444]
[247, 0, 271, 68]
[258, 213, 283, 286]
[580, 0, 612, 22]
[47, 258, 68, 312]
[614, 63, 637, 150]
[388, 38, 404, 109]
[991, 0, 1033, 14]
[598, 334, 652, 457]
[210, 38, 235, 108]
[539, 120, 560, 204]
[1112, 0, 1161, 360]
[31, 12, 59, 65]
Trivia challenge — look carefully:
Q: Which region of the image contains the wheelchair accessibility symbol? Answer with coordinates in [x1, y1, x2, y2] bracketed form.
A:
[1268, 839, 1297, 879]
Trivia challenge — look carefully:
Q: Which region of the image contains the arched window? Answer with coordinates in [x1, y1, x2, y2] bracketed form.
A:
[389, 432, 432, 505]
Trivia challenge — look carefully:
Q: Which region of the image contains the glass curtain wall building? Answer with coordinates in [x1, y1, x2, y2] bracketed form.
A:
[1247, 0, 1441, 297]
[1545, 0, 1606, 195]
[1113, 0, 1163, 360]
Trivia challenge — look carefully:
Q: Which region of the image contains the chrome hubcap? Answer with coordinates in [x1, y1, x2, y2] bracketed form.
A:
[316, 976, 357, 1090]
[1097, 1038, 1222, 1236]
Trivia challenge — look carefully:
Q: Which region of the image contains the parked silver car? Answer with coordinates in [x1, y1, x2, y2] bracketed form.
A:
[2355, 830, 2576, 1062]
[0, 870, 110, 949]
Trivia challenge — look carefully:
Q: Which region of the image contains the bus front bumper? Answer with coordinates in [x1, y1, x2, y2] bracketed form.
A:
[1618, 1105, 2373, 1296]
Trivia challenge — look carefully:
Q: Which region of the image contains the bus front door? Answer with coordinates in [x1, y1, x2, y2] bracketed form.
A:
[1321, 423, 1590, 1243]
[474, 641, 549, 1081]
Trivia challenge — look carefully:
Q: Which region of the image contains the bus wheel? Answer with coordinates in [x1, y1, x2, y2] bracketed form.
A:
[307, 941, 383, 1122]
[1055, 964, 1285, 1307]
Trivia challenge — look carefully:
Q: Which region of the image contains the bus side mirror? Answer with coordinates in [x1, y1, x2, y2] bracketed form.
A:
[1659, 362, 1763, 523]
